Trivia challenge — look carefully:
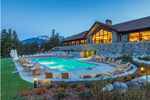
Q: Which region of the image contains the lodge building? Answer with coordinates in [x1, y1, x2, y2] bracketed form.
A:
[56, 16, 150, 57]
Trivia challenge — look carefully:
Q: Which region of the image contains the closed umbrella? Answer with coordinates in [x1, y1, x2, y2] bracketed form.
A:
[13, 49, 19, 61]
[10, 49, 15, 57]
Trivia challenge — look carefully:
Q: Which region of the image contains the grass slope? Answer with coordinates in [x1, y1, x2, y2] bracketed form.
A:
[1, 59, 33, 100]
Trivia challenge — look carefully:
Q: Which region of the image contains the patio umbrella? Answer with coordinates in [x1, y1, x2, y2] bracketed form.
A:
[13, 49, 19, 61]
[10, 49, 15, 57]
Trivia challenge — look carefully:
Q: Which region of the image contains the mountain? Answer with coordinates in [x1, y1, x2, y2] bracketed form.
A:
[21, 35, 65, 44]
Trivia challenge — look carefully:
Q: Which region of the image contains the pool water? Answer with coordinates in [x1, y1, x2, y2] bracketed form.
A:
[30, 58, 98, 71]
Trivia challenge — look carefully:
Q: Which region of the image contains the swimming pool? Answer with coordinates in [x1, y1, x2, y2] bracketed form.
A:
[30, 58, 98, 71]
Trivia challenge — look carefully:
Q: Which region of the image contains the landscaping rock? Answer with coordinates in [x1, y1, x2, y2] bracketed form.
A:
[125, 81, 139, 89]
[101, 84, 113, 91]
[140, 75, 150, 83]
[113, 82, 128, 92]
[132, 78, 147, 86]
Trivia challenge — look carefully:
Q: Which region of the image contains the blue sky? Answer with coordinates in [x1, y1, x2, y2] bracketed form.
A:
[1, 0, 150, 40]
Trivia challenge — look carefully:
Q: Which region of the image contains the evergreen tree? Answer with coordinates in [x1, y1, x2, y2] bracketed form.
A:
[12, 30, 20, 52]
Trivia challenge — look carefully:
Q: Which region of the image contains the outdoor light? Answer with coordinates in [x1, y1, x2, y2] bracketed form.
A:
[34, 77, 37, 89]
[140, 67, 145, 73]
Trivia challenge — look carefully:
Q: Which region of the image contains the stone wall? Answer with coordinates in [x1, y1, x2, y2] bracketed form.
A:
[55, 41, 150, 55]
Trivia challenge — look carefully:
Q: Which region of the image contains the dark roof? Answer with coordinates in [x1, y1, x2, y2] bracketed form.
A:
[63, 16, 150, 42]
[113, 16, 150, 32]
[62, 31, 88, 42]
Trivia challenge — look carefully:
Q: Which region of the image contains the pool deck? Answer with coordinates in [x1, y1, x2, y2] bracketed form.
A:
[14, 57, 137, 83]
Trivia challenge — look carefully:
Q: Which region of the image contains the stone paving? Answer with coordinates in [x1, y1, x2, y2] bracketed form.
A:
[14, 57, 137, 83]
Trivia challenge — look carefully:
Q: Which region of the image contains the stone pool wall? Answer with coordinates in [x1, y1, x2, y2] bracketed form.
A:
[55, 41, 150, 55]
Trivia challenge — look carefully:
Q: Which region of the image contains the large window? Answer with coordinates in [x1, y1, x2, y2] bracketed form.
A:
[92, 29, 112, 44]
[80, 39, 87, 45]
[64, 42, 70, 46]
[129, 31, 150, 42]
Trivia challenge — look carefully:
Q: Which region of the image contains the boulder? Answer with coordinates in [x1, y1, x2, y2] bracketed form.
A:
[125, 81, 139, 89]
[101, 84, 113, 91]
[132, 78, 147, 86]
[140, 75, 150, 83]
[113, 82, 128, 92]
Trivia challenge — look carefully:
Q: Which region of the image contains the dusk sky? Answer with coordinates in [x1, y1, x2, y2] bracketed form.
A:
[1, 0, 150, 41]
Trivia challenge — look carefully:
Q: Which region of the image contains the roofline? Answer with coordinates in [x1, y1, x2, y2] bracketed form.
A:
[62, 38, 87, 42]
[119, 27, 150, 33]
[84, 21, 119, 38]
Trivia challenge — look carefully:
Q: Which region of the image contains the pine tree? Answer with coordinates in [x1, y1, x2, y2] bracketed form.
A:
[12, 30, 20, 52]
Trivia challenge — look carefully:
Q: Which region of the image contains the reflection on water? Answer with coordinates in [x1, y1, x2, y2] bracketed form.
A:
[30, 58, 98, 71]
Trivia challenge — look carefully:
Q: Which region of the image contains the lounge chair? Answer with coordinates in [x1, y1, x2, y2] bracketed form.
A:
[80, 75, 91, 79]
[44, 54, 46, 57]
[68, 54, 73, 58]
[22, 55, 25, 58]
[107, 58, 115, 64]
[53, 54, 56, 57]
[101, 58, 106, 62]
[117, 64, 132, 72]
[110, 60, 121, 66]
[88, 73, 102, 78]
[104, 58, 112, 63]
[41, 66, 46, 73]
[102, 69, 119, 76]
[61, 73, 71, 79]
[45, 72, 60, 79]
[116, 62, 130, 68]
[39, 55, 42, 57]
[36, 54, 39, 57]
[26, 55, 29, 58]
[96, 57, 103, 62]
[30, 55, 32, 58]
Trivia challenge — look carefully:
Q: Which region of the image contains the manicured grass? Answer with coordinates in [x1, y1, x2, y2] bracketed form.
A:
[1, 59, 33, 100]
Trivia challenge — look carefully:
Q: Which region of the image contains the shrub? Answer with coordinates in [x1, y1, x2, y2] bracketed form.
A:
[143, 56, 150, 61]
[17, 86, 29, 96]
[21, 91, 29, 96]
[35, 87, 46, 94]
[76, 84, 83, 92]
[116, 76, 124, 82]
[122, 54, 132, 61]
[71, 83, 78, 88]
[84, 81, 92, 87]
[46, 84, 55, 88]
[126, 76, 132, 82]
[79, 91, 93, 99]
[57, 87, 64, 92]
[55, 92, 69, 99]
[57, 81, 68, 87]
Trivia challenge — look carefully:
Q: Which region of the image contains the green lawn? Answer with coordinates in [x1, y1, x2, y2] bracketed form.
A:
[1, 59, 33, 100]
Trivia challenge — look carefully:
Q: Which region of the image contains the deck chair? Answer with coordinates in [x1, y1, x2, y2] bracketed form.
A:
[96, 57, 103, 62]
[30, 55, 32, 58]
[117, 64, 132, 72]
[45, 72, 60, 79]
[41, 66, 46, 73]
[80, 75, 91, 79]
[107, 58, 115, 64]
[34, 68, 42, 76]
[102, 69, 119, 76]
[53, 54, 56, 57]
[104, 58, 112, 63]
[36, 54, 39, 57]
[26, 55, 28, 58]
[22, 55, 25, 58]
[88, 73, 102, 78]
[110, 60, 120, 65]
[44, 54, 46, 57]
[61, 73, 71, 79]
[102, 58, 106, 62]
[116, 62, 130, 68]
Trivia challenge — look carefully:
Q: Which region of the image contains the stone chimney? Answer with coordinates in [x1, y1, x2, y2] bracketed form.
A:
[106, 19, 112, 25]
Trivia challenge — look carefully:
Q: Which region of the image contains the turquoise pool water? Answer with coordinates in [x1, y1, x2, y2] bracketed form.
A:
[30, 58, 98, 71]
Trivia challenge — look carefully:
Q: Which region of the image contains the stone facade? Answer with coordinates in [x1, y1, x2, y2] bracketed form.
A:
[55, 41, 150, 55]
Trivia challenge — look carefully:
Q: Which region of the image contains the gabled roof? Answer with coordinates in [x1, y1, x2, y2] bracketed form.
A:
[63, 16, 150, 42]
[62, 31, 88, 42]
[113, 16, 150, 32]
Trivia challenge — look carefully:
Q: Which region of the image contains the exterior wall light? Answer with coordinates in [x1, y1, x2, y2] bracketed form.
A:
[140, 67, 144, 73]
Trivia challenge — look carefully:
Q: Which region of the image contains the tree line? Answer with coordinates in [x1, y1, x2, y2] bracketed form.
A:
[1, 29, 63, 57]
[1, 29, 20, 54]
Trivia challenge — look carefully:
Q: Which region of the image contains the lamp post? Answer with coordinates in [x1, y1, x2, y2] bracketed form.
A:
[140, 67, 144, 73]
[34, 77, 37, 89]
